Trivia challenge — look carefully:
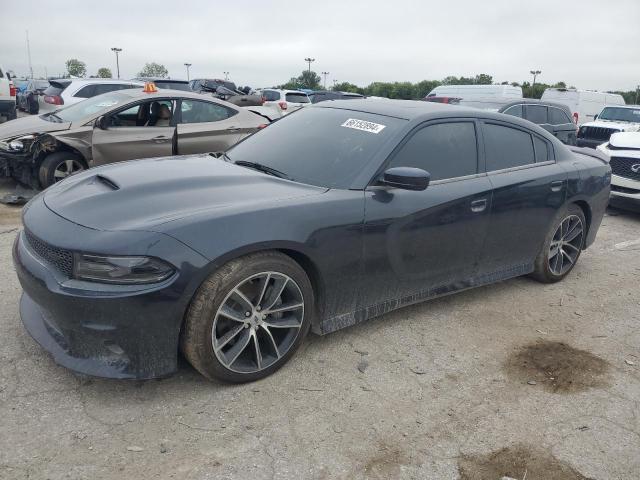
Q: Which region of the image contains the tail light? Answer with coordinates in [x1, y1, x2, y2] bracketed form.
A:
[278, 101, 287, 111]
[44, 95, 64, 105]
[9, 83, 17, 97]
[261, 96, 266, 105]
[573, 112, 579, 124]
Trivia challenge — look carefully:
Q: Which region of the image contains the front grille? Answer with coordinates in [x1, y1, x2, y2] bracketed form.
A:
[610, 156, 640, 181]
[25, 230, 74, 277]
[611, 184, 640, 195]
[578, 126, 619, 141]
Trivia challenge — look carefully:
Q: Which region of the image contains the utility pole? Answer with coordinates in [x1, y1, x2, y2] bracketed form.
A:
[332, 79, 338, 90]
[321, 71, 329, 89]
[529, 69, 541, 93]
[635, 85, 639, 104]
[184, 63, 192, 81]
[111, 47, 122, 78]
[26, 30, 33, 79]
[304, 57, 315, 72]
[223, 71, 229, 81]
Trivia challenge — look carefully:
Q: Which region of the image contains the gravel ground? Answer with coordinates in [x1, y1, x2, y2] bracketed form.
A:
[0, 178, 639, 479]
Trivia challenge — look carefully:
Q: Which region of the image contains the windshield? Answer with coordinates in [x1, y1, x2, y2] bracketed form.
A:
[41, 91, 129, 123]
[599, 107, 640, 123]
[156, 81, 190, 91]
[227, 107, 406, 189]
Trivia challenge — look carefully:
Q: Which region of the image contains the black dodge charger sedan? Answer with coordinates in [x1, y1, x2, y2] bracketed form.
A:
[13, 100, 611, 383]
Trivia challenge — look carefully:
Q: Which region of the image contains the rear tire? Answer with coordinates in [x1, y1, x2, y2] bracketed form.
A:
[38, 152, 86, 189]
[181, 251, 313, 383]
[531, 204, 586, 283]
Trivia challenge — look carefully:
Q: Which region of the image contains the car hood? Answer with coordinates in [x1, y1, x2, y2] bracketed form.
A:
[43, 154, 327, 231]
[583, 120, 640, 131]
[0, 114, 71, 140]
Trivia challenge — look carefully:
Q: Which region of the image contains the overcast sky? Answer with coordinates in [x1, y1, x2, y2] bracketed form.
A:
[4, 0, 639, 91]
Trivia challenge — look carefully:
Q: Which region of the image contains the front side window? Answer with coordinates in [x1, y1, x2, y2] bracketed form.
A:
[484, 123, 535, 171]
[548, 107, 572, 125]
[108, 99, 176, 127]
[387, 122, 478, 181]
[179, 100, 236, 123]
[525, 105, 548, 124]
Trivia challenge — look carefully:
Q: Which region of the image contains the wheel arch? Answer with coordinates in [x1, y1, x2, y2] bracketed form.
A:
[570, 199, 592, 248]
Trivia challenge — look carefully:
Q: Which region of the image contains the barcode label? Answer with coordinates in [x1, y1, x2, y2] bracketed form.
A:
[341, 118, 386, 134]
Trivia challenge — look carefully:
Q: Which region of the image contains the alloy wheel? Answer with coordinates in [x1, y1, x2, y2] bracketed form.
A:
[212, 272, 305, 373]
[548, 214, 584, 276]
[53, 159, 84, 182]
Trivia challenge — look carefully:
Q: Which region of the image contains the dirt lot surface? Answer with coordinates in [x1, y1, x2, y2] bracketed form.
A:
[0, 179, 639, 479]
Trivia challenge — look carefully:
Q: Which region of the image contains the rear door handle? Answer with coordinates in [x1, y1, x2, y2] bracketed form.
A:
[226, 127, 241, 132]
[151, 136, 171, 144]
[470, 198, 488, 213]
[550, 180, 564, 192]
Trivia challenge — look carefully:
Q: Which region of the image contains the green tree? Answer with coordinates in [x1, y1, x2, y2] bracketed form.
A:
[298, 70, 321, 89]
[332, 82, 364, 94]
[474, 73, 493, 85]
[138, 62, 169, 78]
[96, 67, 112, 78]
[65, 58, 87, 77]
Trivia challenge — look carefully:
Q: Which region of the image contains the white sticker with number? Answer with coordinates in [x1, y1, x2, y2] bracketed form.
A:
[341, 118, 386, 134]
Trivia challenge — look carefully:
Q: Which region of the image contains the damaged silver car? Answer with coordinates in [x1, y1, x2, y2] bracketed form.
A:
[0, 86, 270, 188]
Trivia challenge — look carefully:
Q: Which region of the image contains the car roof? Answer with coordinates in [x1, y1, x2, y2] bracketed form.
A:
[499, 99, 572, 112]
[111, 87, 216, 100]
[134, 77, 189, 83]
[58, 78, 143, 85]
[602, 104, 640, 109]
[316, 98, 458, 120]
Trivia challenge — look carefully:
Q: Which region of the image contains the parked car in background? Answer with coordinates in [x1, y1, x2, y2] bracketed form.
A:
[257, 89, 310, 115]
[541, 88, 625, 126]
[0, 87, 269, 188]
[309, 90, 364, 103]
[13, 78, 29, 108]
[134, 77, 191, 91]
[426, 84, 522, 111]
[498, 99, 577, 145]
[577, 105, 640, 148]
[12, 99, 611, 382]
[0, 67, 17, 121]
[190, 78, 238, 94]
[597, 131, 640, 211]
[17, 79, 50, 114]
[38, 78, 143, 114]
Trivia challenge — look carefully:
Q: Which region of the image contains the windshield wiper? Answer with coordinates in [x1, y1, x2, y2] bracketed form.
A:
[44, 112, 63, 123]
[233, 160, 291, 180]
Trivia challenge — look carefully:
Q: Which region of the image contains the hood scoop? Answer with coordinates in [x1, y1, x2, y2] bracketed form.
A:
[94, 174, 120, 190]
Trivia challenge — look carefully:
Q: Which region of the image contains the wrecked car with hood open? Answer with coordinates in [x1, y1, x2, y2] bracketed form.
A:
[0, 85, 270, 189]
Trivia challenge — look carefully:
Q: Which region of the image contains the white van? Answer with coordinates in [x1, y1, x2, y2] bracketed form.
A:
[425, 84, 523, 111]
[541, 88, 625, 126]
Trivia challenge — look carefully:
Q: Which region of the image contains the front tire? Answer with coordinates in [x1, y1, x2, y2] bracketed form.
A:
[181, 252, 314, 383]
[531, 204, 586, 283]
[38, 152, 86, 189]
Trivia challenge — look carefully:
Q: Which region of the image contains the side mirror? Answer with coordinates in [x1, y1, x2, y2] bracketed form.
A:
[95, 115, 109, 130]
[593, 114, 598, 120]
[378, 167, 430, 191]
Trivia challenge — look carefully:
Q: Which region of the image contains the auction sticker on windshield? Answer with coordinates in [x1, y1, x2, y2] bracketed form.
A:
[341, 118, 386, 134]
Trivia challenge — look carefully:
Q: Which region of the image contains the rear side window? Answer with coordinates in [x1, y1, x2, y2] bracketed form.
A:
[533, 136, 550, 162]
[74, 85, 96, 98]
[180, 100, 236, 123]
[548, 107, 572, 125]
[484, 123, 535, 171]
[285, 93, 310, 103]
[263, 90, 280, 101]
[388, 122, 478, 181]
[524, 105, 548, 124]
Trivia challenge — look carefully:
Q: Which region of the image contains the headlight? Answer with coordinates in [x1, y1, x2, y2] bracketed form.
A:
[8, 139, 24, 151]
[3, 135, 35, 152]
[73, 254, 175, 284]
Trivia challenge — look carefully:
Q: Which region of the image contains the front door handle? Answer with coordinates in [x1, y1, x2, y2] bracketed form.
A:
[550, 180, 564, 192]
[470, 198, 488, 213]
[151, 136, 171, 144]
[226, 127, 241, 132]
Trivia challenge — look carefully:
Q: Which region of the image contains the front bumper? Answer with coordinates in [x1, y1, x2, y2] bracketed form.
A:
[610, 174, 640, 212]
[12, 197, 209, 379]
[577, 138, 606, 149]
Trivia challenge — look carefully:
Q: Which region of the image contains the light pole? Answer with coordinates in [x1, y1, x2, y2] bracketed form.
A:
[635, 85, 639, 104]
[223, 71, 229, 81]
[332, 79, 338, 90]
[111, 47, 122, 78]
[184, 63, 192, 81]
[304, 57, 315, 72]
[321, 71, 329, 89]
[530, 69, 541, 91]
